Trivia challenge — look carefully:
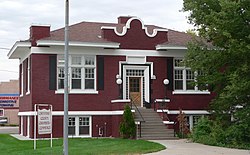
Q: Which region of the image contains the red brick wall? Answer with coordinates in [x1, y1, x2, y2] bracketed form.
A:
[148, 56, 214, 111]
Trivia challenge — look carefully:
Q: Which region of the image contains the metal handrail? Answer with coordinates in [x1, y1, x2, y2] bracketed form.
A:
[130, 95, 145, 123]
[130, 94, 145, 138]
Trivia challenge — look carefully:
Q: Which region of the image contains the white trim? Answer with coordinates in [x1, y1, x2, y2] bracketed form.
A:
[20, 116, 23, 136]
[20, 62, 24, 97]
[37, 40, 120, 48]
[111, 99, 131, 103]
[157, 110, 210, 115]
[18, 110, 125, 116]
[163, 121, 175, 125]
[30, 47, 186, 57]
[154, 99, 170, 103]
[55, 89, 98, 94]
[27, 116, 30, 138]
[172, 91, 210, 95]
[7, 41, 31, 59]
[101, 17, 168, 38]
[26, 56, 30, 94]
[156, 44, 187, 50]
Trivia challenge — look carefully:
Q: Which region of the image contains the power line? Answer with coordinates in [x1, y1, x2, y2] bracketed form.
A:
[0, 70, 18, 73]
[0, 47, 10, 50]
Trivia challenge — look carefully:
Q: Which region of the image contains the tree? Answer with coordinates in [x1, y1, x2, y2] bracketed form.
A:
[119, 104, 136, 139]
[183, 0, 250, 144]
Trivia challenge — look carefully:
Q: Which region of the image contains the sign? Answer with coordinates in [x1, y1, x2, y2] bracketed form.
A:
[0, 94, 19, 107]
[38, 109, 52, 134]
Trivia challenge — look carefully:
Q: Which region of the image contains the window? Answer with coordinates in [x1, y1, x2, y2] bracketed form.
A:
[0, 109, 3, 117]
[57, 55, 96, 91]
[174, 58, 197, 91]
[193, 115, 201, 127]
[68, 117, 76, 135]
[68, 116, 90, 136]
[79, 117, 90, 135]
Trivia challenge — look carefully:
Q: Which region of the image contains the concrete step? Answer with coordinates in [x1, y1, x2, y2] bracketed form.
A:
[134, 107, 176, 140]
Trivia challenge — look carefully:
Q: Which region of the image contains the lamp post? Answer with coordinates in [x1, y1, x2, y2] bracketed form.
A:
[116, 78, 122, 99]
[163, 79, 169, 99]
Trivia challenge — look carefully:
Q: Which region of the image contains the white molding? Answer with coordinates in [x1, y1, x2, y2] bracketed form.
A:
[18, 110, 124, 116]
[172, 91, 211, 95]
[36, 40, 120, 48]
[157, 110, 210, 115]
[8, 41, 31, 59]
[154, 99, 170, 103]
[111, 99, 131, 103]
[101, 17, 168, 38]
[55, 89, 98, 94]
[156, 44, 187, 50]
[163, 121, 175, 124]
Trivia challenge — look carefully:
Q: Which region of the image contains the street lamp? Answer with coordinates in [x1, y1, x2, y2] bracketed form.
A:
[163, 79, 169, 99]
[116, 78, 122, 99]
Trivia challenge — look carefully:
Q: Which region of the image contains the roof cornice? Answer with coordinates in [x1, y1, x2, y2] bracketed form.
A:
[7, 41, 31, 59]
[101, 17, 168, 38]
[37, 40, 120, 48]
[156, 44, 187, 50]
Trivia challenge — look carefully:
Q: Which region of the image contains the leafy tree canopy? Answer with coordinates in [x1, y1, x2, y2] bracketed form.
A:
[183, 0, 250, 143]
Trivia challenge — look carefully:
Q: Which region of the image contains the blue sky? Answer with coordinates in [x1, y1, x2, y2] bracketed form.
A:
[0, 0, 193, 82]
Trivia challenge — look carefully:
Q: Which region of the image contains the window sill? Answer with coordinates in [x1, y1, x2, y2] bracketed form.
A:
[172, 91, 210, 95]
[55, 89, 98, 94]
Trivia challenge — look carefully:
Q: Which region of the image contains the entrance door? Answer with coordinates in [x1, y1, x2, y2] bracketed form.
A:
[129, 77, 141, 107]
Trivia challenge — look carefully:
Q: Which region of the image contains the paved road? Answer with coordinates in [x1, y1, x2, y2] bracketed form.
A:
[146, 139, 250, 155]
[0, 126, 19, 134]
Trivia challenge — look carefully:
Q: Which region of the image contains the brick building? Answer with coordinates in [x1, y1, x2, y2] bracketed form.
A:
[8, 16, 213, 139]
[0, 80, 19, 125]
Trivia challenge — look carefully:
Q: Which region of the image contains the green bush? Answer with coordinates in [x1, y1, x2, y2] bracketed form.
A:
[119, 104, 136, 139]
[191, 117, 250, 149]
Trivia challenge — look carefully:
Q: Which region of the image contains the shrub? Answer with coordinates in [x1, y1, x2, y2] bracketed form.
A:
[119, 104, 136, 139]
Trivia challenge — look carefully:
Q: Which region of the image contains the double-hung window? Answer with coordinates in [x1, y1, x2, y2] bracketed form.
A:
[174, 58, 197, 91]
[57, 55, 96, 93]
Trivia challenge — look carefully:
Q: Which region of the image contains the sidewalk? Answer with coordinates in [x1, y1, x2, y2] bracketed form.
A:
[146, 139, 250, 155]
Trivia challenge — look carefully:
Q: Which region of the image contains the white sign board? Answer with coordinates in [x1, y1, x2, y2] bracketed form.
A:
[38, 109, 52, 134]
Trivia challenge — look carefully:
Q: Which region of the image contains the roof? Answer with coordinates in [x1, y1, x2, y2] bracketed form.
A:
[42, 21, 195, 47]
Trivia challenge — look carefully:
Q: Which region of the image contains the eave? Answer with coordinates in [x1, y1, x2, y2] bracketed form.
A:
[7, 41, 31, 59]
[37, 40, 120, 49]
[156, 44, 187, 51]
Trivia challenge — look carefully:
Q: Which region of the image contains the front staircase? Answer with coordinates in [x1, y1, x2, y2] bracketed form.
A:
[134, 107, 177, 140]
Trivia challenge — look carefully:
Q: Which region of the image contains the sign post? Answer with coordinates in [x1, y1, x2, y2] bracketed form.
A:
[34, 104, 53, 150]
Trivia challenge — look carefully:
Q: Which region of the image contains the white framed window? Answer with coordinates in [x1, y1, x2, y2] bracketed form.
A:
[57, 55, 96, 93]
[174, 58, 196, 91]
[68, 116, 91, 137]
[173, 58, 210, 95]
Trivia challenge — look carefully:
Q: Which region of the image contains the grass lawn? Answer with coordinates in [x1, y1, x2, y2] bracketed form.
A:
[0, 134, 165, 155]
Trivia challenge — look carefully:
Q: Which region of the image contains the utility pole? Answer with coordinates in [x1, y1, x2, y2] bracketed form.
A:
[63, 0, 69, 155]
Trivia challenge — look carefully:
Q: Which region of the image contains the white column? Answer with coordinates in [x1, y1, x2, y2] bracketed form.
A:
[189, 115, 193, 130]
[75, 117, 79, 136]
[27, 116, 30, 138]
[20, 116, 23, 136]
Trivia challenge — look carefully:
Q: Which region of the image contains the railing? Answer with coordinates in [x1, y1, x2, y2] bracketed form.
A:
[130, 94, 145, 139]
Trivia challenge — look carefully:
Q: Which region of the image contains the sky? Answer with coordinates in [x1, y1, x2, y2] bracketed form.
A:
[0, 0, 193, 82]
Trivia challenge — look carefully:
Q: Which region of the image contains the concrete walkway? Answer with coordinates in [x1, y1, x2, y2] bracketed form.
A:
[0, 126, 18, 134]
[146, 139, 250, 155]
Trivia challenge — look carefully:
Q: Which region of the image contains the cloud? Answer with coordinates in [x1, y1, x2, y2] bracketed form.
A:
[0, 0, 192, 82]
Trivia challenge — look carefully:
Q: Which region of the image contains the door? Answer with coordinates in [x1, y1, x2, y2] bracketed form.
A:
[129, 77, 141, 107]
